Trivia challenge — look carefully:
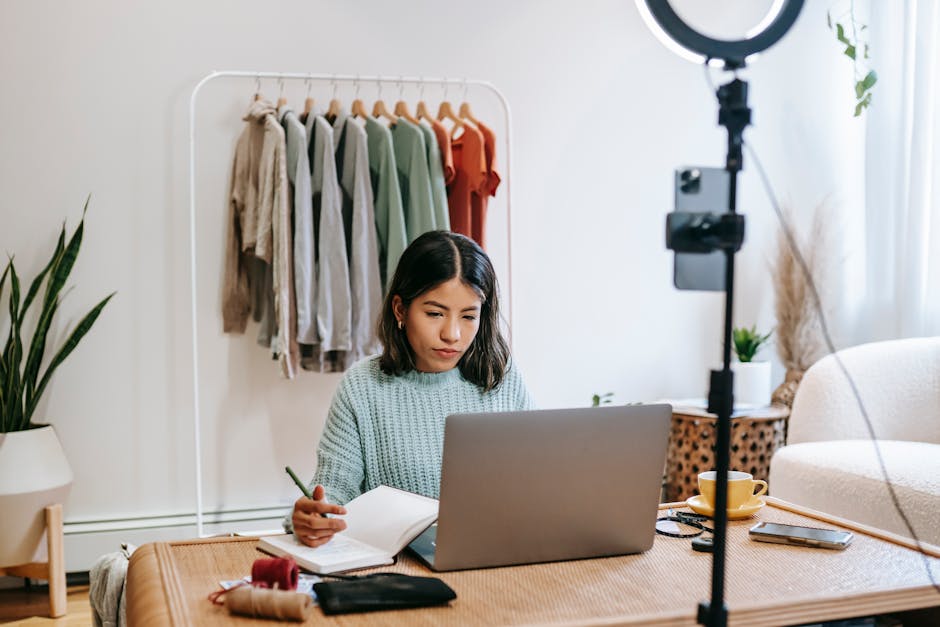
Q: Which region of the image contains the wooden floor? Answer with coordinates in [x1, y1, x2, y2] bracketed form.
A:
[0, 584, 91, 626]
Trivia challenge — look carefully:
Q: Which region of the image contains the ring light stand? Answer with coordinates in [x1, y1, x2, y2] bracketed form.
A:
[636, 2, 805, 625]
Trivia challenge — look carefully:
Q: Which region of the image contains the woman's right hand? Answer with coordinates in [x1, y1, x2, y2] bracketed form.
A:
[291, 484, 348, 547]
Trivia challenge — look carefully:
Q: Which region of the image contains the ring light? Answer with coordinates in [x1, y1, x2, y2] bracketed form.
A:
[635, 0, 805, 68]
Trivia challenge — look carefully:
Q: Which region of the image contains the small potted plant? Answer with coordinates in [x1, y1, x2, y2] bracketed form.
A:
[591, 392, 614, 407]
[0, 204, 113, 568]
[731, 325, 773, 408]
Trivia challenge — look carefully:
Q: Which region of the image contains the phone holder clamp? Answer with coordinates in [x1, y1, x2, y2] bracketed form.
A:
[666, 212, 745, 254]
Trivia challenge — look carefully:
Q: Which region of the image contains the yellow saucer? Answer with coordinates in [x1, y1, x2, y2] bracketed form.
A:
[686, 494, 766, 520]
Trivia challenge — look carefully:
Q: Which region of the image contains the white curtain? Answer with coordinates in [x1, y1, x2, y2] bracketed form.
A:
[858, 0, 940, 340]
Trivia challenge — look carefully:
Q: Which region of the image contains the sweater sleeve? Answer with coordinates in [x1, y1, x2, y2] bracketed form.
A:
[221, 134, 251, 333]
[270, 122, 298, 379]
[312, 379, 366, 505]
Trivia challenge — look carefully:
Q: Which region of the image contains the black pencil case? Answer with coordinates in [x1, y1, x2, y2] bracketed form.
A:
[313, 573, 456, 615]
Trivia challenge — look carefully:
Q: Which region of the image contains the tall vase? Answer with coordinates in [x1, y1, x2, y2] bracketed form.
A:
[772, 368, 804, 408]
[0, 424, 73, 567]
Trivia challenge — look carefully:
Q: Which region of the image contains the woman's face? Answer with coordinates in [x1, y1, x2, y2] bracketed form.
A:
[393, 278, 483, 373]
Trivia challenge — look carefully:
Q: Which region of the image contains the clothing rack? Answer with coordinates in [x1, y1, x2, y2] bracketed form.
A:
[188, 70, 514, 536]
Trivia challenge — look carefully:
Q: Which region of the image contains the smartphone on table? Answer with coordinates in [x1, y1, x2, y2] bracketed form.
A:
[749, 521, 853, 550]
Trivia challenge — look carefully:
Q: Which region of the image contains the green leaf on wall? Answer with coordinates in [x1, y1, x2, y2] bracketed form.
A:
[854, 91, 873, 117]
[829, 5, 876, 117]
[835, 23, 851, 45]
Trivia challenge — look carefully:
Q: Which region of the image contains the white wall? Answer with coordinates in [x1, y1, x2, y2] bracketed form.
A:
[0, 0, 864, 569]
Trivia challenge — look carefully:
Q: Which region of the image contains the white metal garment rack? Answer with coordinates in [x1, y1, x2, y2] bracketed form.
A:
[188, 71, 514, 536]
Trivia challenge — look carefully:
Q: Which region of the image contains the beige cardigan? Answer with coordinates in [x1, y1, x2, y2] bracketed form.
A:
[222, 99, 298, 378]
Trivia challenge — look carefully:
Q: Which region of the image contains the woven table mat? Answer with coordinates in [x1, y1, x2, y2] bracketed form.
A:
[152, 501, 940, 626]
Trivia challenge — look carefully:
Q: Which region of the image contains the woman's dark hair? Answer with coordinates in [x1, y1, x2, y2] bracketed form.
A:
[377, 230, 510, 391]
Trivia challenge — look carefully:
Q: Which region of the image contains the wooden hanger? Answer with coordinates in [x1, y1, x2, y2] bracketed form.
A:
[326, 78, 342, 120]
[372, 82, 398, 123]
[437, 100, 464, 131]
[415, 80, 433, 122]
[327, 98, 343, 119]
[394, 100, 419, 124]
[351, 98, 368, 118]
[459, 101, 481, 126]
[350, 77, 367, 118]
[276, 78, 287, 108]
[253, 76, 263, 102]
[437, 79, 464, 132]
[456, 80, 480, 126]
[391, 78, 418, 124]
[303, 79, 314, 115]
[373, 98, 398, 123]
[416, 99, 433, 121]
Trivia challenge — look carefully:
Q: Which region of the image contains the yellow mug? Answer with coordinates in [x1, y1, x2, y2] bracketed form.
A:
[698, 470, 768, 510]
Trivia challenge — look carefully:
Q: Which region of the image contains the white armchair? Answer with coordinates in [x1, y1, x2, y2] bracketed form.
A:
[768, 337, 940, 545]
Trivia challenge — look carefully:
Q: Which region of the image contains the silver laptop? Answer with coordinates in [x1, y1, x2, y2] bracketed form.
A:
[408, 404, 672, 571]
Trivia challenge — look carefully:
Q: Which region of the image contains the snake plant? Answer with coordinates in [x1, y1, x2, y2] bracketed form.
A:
[0, 199, 114, 432]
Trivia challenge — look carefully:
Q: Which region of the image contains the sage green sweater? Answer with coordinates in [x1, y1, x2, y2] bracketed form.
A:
[311, 356, 533, 505]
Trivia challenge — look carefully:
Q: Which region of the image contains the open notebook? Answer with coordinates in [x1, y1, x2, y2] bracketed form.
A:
[259, 486, 438, 573]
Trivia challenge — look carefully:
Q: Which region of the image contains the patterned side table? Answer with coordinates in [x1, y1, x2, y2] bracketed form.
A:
[663, 404, 790, 503]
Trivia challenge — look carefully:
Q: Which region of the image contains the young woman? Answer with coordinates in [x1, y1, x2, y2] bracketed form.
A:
[291, 230, 533, 547]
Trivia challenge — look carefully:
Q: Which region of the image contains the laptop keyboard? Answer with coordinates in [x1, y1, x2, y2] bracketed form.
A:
[408, 523, 438, 566]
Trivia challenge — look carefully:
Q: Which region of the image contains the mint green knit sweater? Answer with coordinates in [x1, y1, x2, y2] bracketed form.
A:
[311, 356, 533, 505]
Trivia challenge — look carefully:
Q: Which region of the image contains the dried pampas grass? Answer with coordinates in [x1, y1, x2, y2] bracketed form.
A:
[771, 203, 833, 405]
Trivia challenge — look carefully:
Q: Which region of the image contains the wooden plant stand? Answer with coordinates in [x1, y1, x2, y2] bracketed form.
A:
[664, 405, 790, 502]
[0, 504, 66, 618]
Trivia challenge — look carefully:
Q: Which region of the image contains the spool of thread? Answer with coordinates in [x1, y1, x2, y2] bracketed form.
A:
[251, 557, 299, 591]
[225, 586, 312, 621]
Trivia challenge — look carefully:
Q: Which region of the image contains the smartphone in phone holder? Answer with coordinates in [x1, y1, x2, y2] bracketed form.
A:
[667, 167, 744, 291]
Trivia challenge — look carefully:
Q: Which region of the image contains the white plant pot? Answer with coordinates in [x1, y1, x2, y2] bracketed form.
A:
[0, 424, 73, 567]
[731, 361, 772, 408]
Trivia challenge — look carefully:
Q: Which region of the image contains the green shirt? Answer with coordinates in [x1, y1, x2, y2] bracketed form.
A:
[418, 120, 450, 231]
[391, 119, 437, 243]
[313, 356, 534, 505]
[364, 117, 408, 290]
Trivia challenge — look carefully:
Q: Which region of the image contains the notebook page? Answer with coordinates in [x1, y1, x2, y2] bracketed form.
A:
[259, 532, 386, 572]
[341, 486, 439, 554]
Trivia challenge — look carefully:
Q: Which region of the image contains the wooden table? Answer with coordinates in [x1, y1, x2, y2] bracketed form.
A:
[664, 405, 790, 502]
[126, 498, 940, 626]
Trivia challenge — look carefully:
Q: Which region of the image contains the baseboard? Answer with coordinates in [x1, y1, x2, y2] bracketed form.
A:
[0, 571, 90, 590]
[62, 506, 288, 572]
